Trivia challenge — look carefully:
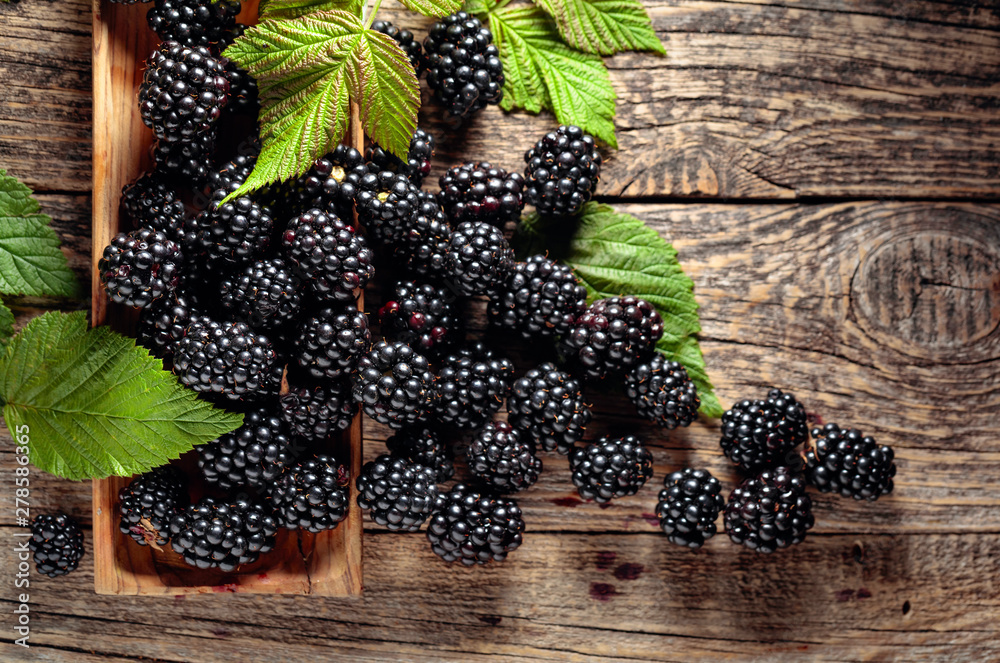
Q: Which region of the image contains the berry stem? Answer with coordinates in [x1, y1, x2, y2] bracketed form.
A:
[363, 0, 384, 29]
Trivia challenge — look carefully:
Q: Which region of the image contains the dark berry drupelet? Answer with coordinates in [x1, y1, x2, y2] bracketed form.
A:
[423, 12, 503, 118]
[356, 455, 439, 531]
[270, 455, 350, 532]
[393, 189, 452, 280]
[137, 290, 202, 358]
[220, 257, 302, 329]
[508, 363, 591, 454]
[438, 162, 524, 227]
[353, 170, 422, 246]
[656, 468, 724, 549]
[151, 132, 216, 185]
[173, 319, 283, 401]
[372, 20, 424, 75]
[719, 388, 809, 473]
[724, 466, 814, 553]
[446, 220, 514, 297]
[29, 514, 84, 578]
[366, 127, 435, 187]
[433, 343, 514, 429]
[294, 305, 371, 380]
[99, 227, 182, 309]
[169, 497, 277, 572]
[378, 280, 462, 356]
[564, 296, 664, 380]
[282, 207, 374, 301]
[120, 171, 186, 231]
[197, 407, 293, 490]
[147, 0, 240, 49]
[625, 355, 700, 429]
[279, 380, 357, 441]
[221, 26, 259, 115]
[523, 125, 601, 217]
[487, 255, 587, 339]
[118, 466, 189, 547]
[426, 484, 524, 565]
[352, 341, 435, 429]
[805, 423, 896, 501]
[196, 160, 274, 265]
[570, 435, 653, 503]
[263, 145, 365, 221]
[467, 421, 542, 493]
[385, 426, 454, 483]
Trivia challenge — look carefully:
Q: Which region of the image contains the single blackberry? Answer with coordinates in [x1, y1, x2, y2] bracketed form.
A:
[137, 288, 203, 358]
[356, 455, 439, 531]
[570, 435, 653, 503]
[99, 227, 182, 308]
[564, 296, 664, 380]
[805, 423, 896, 501]
[724, 466, 814, 553]
[279, 380, 357, 441]
[205, 152, 256, 195]
[294, 305, 371, 380]
[438, 162, 524, 227]
[198, 407, 293, 490]
[147, 0, 240, 48]
[29, 514, 84, 578]
[353, 170, 422, 245]
[118, 466, 189, 547]
[263, 145, 365, 222]
[221, 26, 259, 114]
[378, 280, 462, 356]
[120, 171, 185, 231]
[366, 127, 435, 187]
[656, 468, 724, 549]
[433, 343, 514, 429]
[282, 207, 374, 301]
[487, 255, 587, 339]
[426, 484, 524, 565]
[353, 341, 435, 429]
[169, 497, 277, 572]
[196, 159, 274, 265]
[138, 41, 229, 143]
[173, 319, 282, 401]
[719, 388, 809, 473]
[393, 189, 452, 280]
[385, 426, 454, 483]
[625, 355, 700, 429]
[152, 132, 215, 184]
[445, 220, 514, 297]
[220, 257, 302, 329]
[423, 12, 503, 118]
[467, 421, 541, 493]
[524, 125, 601, 217]
[270, 455, 350, 532]
[372, 20, 424, 75]
[508, 362, 591, 454]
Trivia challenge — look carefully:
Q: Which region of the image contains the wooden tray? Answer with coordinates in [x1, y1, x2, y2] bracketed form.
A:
[90, 0, 363, 595]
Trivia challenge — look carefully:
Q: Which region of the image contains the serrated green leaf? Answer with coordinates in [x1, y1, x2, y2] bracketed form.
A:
[463, 0, 494, 14]
[0, 300, 13, 347]
[536, 0, 665, 55]
[397, 0, 461, 18]
[0, 311, 244, 480]
[351, 30, 420, 161]
[259, 0, 363, 20]
[0, 169, 79, 298]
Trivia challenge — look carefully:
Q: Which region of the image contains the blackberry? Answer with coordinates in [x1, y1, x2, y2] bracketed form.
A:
[433, 343, 514, 429]
[719, 388, 809, 473]
[169, 497, 277, 572]
[564, 296, 664, 380]
[99, 227, 182, 308]
[372, 20, 424, 76]
[29, 514, 84, 578]
[437, 162, 524, 227]
[270, 455, 350, 532]
[467, 421, 541, 493]
[378, 280, 462, 356]
[445, 220, 514, 297]
[279, 380, 357, 441]
[393, 190, 452, 280]
[118, 466, 188, 547]
[197, 407, 293, 490]
[196, 159, 274, 265]
[487, 255, 586, 339]
[294, 305, 371, 380]
[120, 171, 185, 231]
[569, 436, 653, 503]
[352, 341, 435, 429]
[138, 41, 229, 143]
[147, 0, 240, 49]
[805, 423, 896, 501]
[523, 125, 601, 217]
[625, 355, 700, 429]
[282, 207, 374, 301]
[356, 454, 439, 531]
[385, 426, 454, 483]
[426, 484, 524, 565]
[655, 468, 724, 549]
[220, 257, 302, 329]
[724, 466, 814, 553]
[353, 170, 422, 246]
[152, 132, 215, 184]
[423, 12, 503, 118]
[508, 362, 591, 454]
[366, 127, 435, 187]
[137, 290, 202, 358]
[206, 152, 256, 195]
[221, 26, 259, 115]
[263, 145, 365, 221]
[173, 319, 282, 401]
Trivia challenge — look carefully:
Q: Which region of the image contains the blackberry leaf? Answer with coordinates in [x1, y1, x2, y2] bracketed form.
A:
[352, 30, 421, 162]
[398, 0, 461, 18]
[535, 0, 665, 56]
[258, 0, 364, 20]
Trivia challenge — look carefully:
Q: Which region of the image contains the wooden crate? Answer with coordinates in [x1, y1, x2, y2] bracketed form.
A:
[90, 0, 364, 595]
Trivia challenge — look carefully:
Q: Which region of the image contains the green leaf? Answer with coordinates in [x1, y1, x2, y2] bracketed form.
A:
[0, 300, 13, 347]
[535, 0, 665, 55]
[351, 30, 420, 161]
[463, 0, 494, 14]
[397, 0, 461, 18]
[0, 311, 244, 480]
[259, 0, 364, 20]
[489, 6, 617, 148]
[0, 169, 78, 298]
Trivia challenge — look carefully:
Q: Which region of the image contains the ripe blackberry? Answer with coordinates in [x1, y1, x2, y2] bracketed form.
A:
[353, 170, 422, 245]
[523, 125, 601, 217]
[29, 514, 84, 578]
[197, 407, 293, 490]
[393, 190, 452, 280]
[282, 207, 374, 301]
[805, 423, 896, 501]
[196, 160, 274, 265]
[656, 468, 724, 549]
[385, 426, 454, 483]
[279, 380, 357, 441]
[353, 341, 435, 429]
[220, 257, 302, 329]
[118, 466, 188, 547]
[570, 435, 653, 503]
[173, 319, 282, 401]
[356, 455, 439, 531]
[120, 171, 185, 231]
[294, 305, 371, 380]
[99, 227, 182, 309]
[137, 291, 202, 358]
[378, 280, 462, 356]
[366, 127, 435, 187]
[438, 162, 524, 227]
[426, 484, 524, 565]
[446, 220, 514, 297]
[423, 12, 503, 118]
[467, 421, 541, 493]
[270, 455, 350, 532]
[152, 132, 215, 184]
[372, 20, 424, 76]
[138, 41, 229, 143]
[221, 25, 259, 115]
[564, 296, 664, 380]
[507, 363, 591, 454]
[433, 343, 514, 429]
[263, 145, 365, 221]
[487, 255, 586, 339]
[724, 466, 814, 553]
[147, 0, 240, 48]
[169, 497, 277, 572]
[720, 388, 809, 473]
[625, 355, 700, 429]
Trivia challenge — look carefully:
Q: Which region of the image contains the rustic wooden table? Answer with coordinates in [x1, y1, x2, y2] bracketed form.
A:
[2, 1, 999, 661]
